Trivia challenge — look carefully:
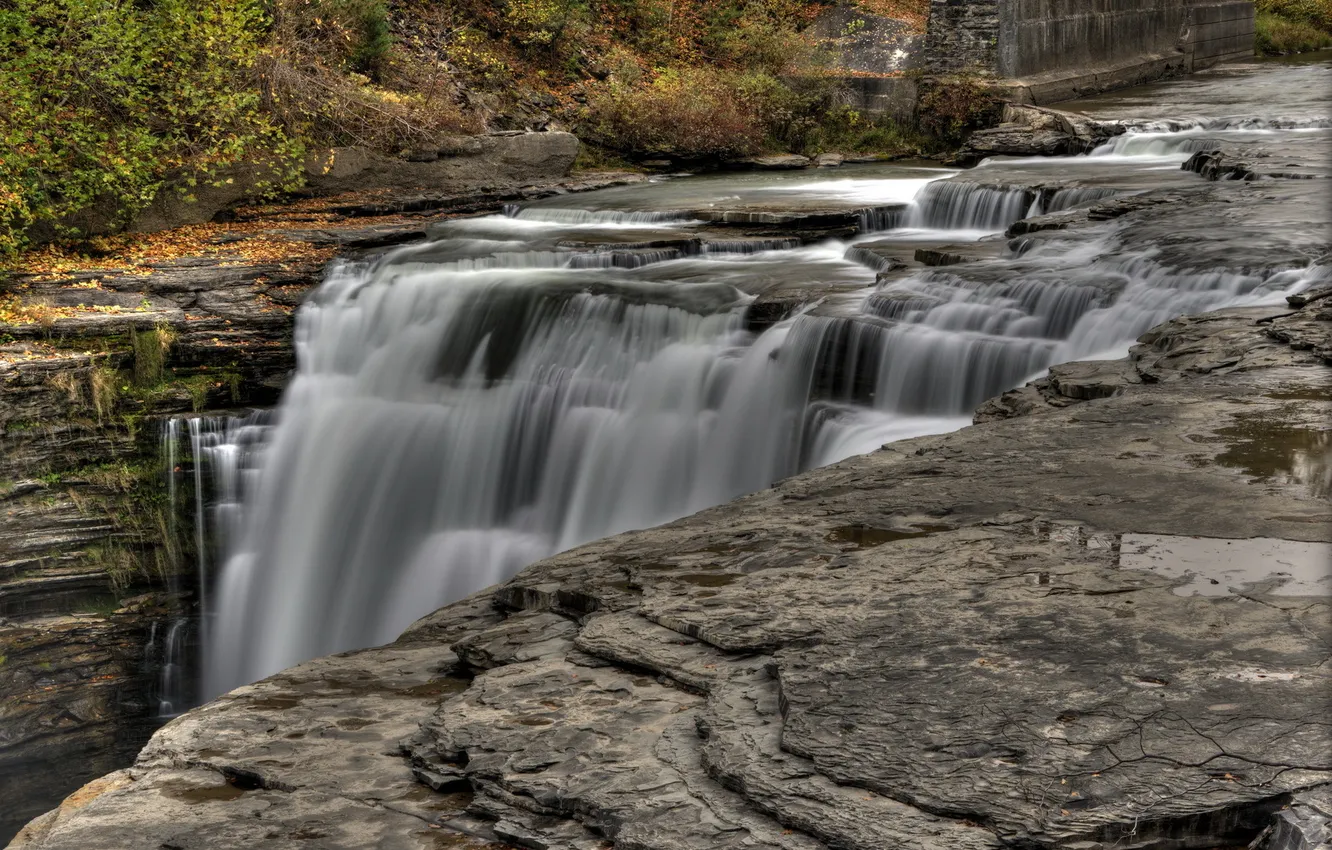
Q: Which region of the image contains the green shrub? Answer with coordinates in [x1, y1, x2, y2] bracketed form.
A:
[345, 1, 394, 76]
[804, 103, 925, 155]
[1254, 10, 1332, 53]
[0, 0, 303, 256]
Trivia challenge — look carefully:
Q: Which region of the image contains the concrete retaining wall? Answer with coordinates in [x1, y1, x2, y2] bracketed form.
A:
[840, 76, 921, 125]
[922, 0, 1255, 104]
[997, 0, 1185, 78]
[1186, 0, 1257, 67]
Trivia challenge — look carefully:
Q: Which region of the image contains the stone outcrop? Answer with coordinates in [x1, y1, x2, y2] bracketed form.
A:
[956, 104, 1125, 164]
[9, 261, 1330, 849]
[299, 131, 581, 197]
[1182, 149, 1257, 181]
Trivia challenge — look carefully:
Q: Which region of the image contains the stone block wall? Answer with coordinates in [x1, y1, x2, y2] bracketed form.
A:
[922, 0, 1000, 73]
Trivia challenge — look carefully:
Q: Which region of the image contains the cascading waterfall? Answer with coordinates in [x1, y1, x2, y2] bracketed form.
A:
[204, 131, 1322, 696]
[153, 618, 189, 717]
[160, 411, 272, 711]
[904, 181, 1035, 230]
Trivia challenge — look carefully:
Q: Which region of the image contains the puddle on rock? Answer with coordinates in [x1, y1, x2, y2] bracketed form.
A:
[1119, 533, 1332, 597]
[826, 523, 951, 548]
[1265, 386, 1332, 402]
[166, 778, 249, 804]
[1202, 411, 1332, 499]
[397, 677, 472, 699]
[514, 715, 554, 726]
[676, 572, 738, 587]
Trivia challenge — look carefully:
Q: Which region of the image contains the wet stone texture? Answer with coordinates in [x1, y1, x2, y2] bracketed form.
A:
[9, 274, 1331, 849]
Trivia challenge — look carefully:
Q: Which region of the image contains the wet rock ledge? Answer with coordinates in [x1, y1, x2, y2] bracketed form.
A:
[9, 267, 1331, 848]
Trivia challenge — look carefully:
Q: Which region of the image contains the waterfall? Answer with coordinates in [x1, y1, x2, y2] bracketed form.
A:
[904, 182, 1036, 231]
[151, 617, 190, 717]
[161, 411, 273, 709]
[203, 265, 870, 694]
[204, 149, 1324, 695]
[1028, 186, 1122, 216]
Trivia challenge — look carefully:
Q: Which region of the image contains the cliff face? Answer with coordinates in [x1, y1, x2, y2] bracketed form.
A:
[0, 208, 316, 841]
[7, 196, 1329, 848]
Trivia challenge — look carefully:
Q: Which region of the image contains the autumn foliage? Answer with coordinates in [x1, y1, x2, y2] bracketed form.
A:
[0, 0, 929, 257]
[0, 1, 301, 256]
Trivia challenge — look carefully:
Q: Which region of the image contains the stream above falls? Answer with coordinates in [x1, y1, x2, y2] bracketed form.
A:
[197, 55, 1330, 698]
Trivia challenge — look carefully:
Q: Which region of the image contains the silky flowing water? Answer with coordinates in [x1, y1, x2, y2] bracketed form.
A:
[196, 57, 1329, 697]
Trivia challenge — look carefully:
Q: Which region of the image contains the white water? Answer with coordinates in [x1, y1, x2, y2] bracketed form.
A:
[203, 124, 1322, 696]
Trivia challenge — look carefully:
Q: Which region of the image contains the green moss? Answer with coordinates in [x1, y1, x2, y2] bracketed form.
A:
[83, 543, 145, 592]
[121, 413, 143, 442]
[220, 366, 244, 404]
[67, 459, 154, 492]
[73, 596, 123, 618]
[182, 374, 213, 412]
[130, 324, 177, 388]
[90, 363, 121, 422]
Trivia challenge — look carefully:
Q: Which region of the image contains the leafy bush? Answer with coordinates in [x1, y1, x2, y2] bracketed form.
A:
[805, 105, 924, 155]
[0, 0, 299, 256]
[581, 67, 907, 161]
[1254, 10, 1332, 53]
